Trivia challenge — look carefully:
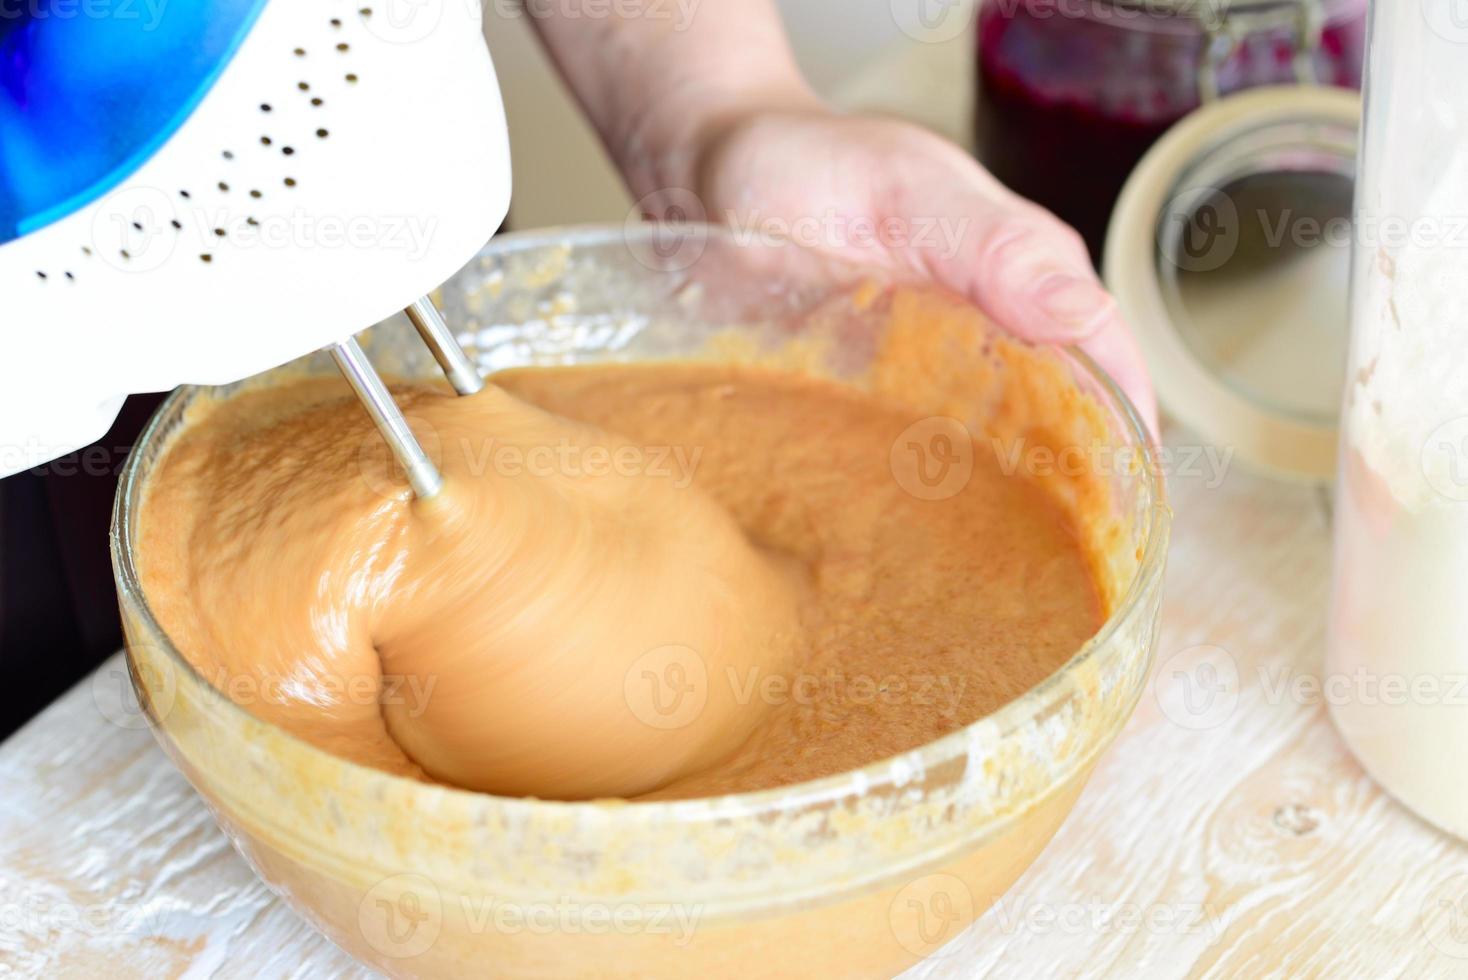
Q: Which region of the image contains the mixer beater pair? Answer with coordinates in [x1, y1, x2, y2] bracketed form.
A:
[330, 296, 483, 500]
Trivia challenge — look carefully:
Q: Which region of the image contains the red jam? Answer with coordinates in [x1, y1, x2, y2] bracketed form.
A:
[975, 0, 1366, 262]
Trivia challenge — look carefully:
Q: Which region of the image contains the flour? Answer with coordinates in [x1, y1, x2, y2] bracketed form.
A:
[1328, 5, 1468, 838]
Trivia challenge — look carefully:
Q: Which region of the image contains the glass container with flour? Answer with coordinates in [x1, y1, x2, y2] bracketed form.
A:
[1328, 1, 1468, 839]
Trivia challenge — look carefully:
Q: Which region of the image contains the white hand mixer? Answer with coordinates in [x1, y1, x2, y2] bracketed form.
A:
[0, 0, 511, 497]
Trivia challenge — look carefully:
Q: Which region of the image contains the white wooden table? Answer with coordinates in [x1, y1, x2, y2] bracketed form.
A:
[5, 428, 1468, 978]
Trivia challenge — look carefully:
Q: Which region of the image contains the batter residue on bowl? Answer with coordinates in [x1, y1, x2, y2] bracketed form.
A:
[136, 288, 1110, 802]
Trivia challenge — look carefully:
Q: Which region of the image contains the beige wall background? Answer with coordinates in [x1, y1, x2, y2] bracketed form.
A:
[481, 1, 977, 229]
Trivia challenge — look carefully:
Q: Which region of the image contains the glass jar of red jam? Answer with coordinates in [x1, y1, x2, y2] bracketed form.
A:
[975, 0, 1366, 262]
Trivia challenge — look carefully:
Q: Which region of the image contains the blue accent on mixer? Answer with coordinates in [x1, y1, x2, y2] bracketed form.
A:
[0, 0, 269, 244]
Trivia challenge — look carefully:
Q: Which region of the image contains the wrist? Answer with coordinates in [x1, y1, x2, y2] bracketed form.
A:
[613, 63, 822, 204]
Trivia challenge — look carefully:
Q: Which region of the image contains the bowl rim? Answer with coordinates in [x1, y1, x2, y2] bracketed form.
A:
[111, 222, 1171, 824]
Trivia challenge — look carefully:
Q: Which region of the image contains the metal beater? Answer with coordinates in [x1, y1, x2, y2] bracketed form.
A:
[329, 296, 484, 500]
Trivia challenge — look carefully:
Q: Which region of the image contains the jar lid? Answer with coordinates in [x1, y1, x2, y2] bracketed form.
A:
[1103, 84, 1361, 482]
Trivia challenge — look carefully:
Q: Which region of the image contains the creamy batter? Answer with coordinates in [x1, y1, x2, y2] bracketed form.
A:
[137, 307, 1106, 803]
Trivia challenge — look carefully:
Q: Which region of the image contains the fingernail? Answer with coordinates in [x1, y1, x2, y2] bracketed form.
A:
[1035, 273, 1115, 334]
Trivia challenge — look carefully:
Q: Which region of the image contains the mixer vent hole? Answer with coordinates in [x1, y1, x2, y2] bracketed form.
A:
[48, 17, 365, 283]
[35, 271, 46, 280]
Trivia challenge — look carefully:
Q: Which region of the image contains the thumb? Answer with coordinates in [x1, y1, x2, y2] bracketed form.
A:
[923, 198, 1158, 435]
[933, 202, 1115, 345]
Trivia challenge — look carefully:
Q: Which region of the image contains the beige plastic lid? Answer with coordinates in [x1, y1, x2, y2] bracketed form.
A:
[1104, 85, 1362, 482]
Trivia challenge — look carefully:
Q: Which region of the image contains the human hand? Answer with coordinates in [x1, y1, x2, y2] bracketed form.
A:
[690, 108, 1157, 432]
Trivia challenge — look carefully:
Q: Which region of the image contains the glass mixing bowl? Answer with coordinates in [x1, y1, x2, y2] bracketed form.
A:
[112, 225, 1169, 978]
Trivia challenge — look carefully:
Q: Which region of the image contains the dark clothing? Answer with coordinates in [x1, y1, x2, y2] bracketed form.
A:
[0, 394, 163, 741]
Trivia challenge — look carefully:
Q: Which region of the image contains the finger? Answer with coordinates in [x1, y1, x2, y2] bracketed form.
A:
[1076, 308, 1159, 439]
[918, 198, 1156, 435]
[931, 202, 1115, 346]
